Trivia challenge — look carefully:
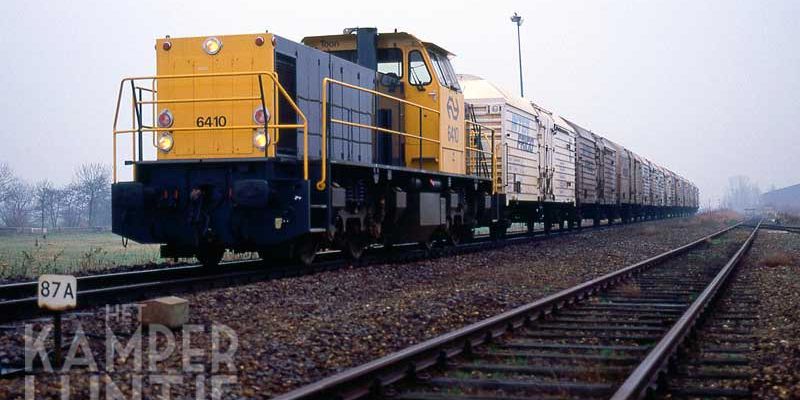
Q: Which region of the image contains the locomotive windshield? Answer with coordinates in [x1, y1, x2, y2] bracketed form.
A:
[427, 49, 461, 91]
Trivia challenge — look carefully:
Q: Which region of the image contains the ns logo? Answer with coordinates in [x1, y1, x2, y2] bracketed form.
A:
[446, 96, 460, 143]
[446, 96, 460, 120]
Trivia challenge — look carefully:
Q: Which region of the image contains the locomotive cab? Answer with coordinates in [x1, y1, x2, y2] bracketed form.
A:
[303, 30, 467, 175]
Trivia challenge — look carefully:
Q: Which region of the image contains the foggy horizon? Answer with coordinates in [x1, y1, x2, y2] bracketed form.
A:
[0, 0, 797, 206]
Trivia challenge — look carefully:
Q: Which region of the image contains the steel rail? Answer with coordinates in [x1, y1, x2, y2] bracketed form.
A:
[0, 260, 259, 302]
[271, 222, 743, 400]
[610, 219, 761, 399]
[0, 216, 703, 325]
[757, 223, 800, 234]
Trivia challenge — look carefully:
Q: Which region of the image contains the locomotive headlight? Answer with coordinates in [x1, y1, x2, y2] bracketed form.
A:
[253, 129, 270, 150]
[253, 106, 270, 125]
[157, 132, 175, 153]
[157, 109, 174, 128]
[202, 37, 222, 55]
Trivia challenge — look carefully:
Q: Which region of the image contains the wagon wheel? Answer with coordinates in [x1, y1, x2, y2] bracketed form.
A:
[448, 225, 471, 246]
[196, 246, 225, 267]
[489, 224, 506, 240]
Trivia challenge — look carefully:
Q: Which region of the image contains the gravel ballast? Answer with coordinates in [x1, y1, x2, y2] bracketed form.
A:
[747, 229, 800, 399]
[0, 213, 742, 399]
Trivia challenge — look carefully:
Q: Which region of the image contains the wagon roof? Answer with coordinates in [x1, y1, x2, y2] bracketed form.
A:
[551, 115, 576, 134]
[457, 74, 537, 116]
[562, 118, 596, 141]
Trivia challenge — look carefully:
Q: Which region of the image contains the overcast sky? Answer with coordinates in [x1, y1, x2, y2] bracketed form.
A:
[0, 0, 797, 206]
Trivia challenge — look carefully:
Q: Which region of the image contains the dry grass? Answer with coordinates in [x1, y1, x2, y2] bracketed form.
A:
[671, 209, 741, 229]
[0, 232, 257, 280]
[696, 209, 741, 224]
[776, 211, 800, 225]
[759, 252, 796, 268]
[0, 232, 162, 280]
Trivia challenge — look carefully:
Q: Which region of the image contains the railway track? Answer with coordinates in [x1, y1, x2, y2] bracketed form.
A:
[754, 223, 800, 234]
[0, 216, 685, 324]
[654, 254, 759, 399]
[272, 221, 759, 400]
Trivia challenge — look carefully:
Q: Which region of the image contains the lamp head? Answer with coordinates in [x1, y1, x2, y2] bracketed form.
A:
[511, 12, 523, 26]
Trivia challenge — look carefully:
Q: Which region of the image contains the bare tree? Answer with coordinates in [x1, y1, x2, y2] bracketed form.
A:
[722, 175, 761, 212]
[0, 162, 15, 205]
[48, 187, 64, 228]
[1, 182, 33, 227]
[74, 163, 111, 227]
[33, 180, 58, 229]
[59, 183, 83, 228]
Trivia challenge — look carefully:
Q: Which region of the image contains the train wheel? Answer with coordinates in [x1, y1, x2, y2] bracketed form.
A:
[447, 229, 462, 246]
[196, 246, 225, 267]
[490, 224, 506, 241]
[343, 236, 366, 261]
[454, 226, 474, 245]
[419, 237, 435, 252]
[526, 218, 536, 235]
[293, 235, 318, 266]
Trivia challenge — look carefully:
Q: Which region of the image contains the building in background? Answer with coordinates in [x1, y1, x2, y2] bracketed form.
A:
[761, 183, 800, 213]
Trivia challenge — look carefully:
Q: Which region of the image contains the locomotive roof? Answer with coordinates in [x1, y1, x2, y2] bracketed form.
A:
[302, 31, 455, 56]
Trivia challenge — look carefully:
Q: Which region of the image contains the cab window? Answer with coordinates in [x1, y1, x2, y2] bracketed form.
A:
[428, 50, 461, 91]
[377, 48, 403, 77]
[428, 51, 448, 87]
[441, 56, 461, 91]
[408, 50, 431, 86]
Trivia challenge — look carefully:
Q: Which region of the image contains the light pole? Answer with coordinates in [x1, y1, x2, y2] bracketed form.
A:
[510, 12, 524, 98]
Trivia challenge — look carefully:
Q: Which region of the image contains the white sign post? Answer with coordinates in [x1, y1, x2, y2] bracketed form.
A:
[37, 274, 77, 367]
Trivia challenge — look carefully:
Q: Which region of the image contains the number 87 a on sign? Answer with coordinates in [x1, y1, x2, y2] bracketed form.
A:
[37, 274, 77, 311]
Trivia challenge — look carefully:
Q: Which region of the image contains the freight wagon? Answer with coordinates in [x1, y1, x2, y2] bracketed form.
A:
[459, 75, 576, 232]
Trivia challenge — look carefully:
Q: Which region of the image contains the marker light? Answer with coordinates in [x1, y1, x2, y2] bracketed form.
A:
[253, 129, 270, 150]
[157, 109, 174, 128]
[202, 37, 222, 55]
[157, 132, 174, 153]
[253, 106, 270, 125]
[162, 41, 172, 51]
[255, 36, 265, 46]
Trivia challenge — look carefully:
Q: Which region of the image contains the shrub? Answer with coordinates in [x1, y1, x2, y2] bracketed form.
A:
[760, 252, 795, 268]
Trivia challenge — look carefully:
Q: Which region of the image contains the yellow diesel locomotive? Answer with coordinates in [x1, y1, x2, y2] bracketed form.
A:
[112, 29, 497, 266]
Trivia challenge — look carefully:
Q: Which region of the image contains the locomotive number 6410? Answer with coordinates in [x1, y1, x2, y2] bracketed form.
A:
[196, 115, 227, 128]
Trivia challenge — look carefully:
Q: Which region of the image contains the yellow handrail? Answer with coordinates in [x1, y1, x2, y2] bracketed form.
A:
[112, 71, 308, 183]
[137, 96, 263, 105]
[318, 77, 442, 191]
[114, 124, 305, 134]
